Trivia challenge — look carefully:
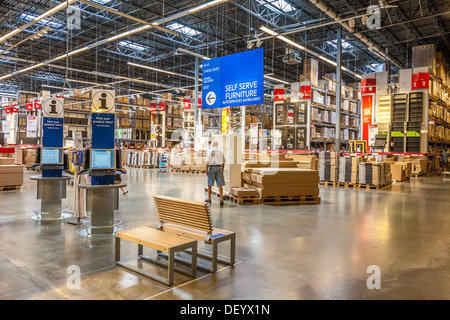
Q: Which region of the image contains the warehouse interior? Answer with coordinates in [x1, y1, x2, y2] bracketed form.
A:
[0, 0, 450, 301]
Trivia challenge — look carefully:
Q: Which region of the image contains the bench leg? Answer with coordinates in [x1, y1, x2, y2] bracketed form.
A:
[230, 233, 236, 266]
[168, 249, 175, 286]
[138, 244, 143, 255]
[191, 242, 197, 276]
[211, 241, 218, 273]
[115, 237, 120, 262]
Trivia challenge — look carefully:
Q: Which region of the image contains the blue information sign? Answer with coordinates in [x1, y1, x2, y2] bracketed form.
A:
[202, 48, 264, 109]
[42, 117, 64, 148]
[92, 113, 115, 149]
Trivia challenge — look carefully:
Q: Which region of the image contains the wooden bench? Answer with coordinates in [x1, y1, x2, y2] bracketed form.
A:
[115, 226, 197, 286]
[153, 195, 236, 273]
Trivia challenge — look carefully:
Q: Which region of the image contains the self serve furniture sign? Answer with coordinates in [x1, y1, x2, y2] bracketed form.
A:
[202, 48, 264, 109]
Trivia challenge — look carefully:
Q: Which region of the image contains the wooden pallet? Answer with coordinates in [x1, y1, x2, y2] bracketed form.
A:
[181, 170, 190, 173]
[355, 181, 392, 189]
[411, 172, 426, 177]
[230, 195, 259, 205]
[0, 185, 21, 192]
[204, 187, 230, 200]
[319, 181, 338, 187]
[258, 195, 321, 205]
[190, 170, 205, 174]
[335, 182, 358, 188]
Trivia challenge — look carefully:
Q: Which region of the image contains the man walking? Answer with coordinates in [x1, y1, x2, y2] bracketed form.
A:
[205, 140, 226, 205]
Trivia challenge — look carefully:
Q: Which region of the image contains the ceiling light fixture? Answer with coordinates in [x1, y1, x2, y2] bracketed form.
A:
[176, 48, 210, 60]
[128, 62, 199, 81]
[260, 25, 362, 79]
[0, 0, 76, 45]
[264, 75, 290, 85]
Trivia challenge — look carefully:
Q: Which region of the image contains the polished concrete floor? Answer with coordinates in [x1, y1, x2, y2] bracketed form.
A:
[0, 168, 449, 300]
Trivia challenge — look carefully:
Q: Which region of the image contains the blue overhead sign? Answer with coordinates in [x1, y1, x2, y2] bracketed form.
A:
[202, 48, 264, 109]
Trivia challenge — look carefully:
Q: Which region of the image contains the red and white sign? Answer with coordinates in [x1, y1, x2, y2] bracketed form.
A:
[26, 101, 34, 111]
[411, 72, 429, 90]
[4, 106, 11, 114]
[11, 105, 18, 113]
[273, 88, 285, 101]
[300, 85, 311, 99]
[34, 100, 41, 110]
[361, 78, 376, 94]
[182, 99, 191, 110]
[158, 101, 166, 112]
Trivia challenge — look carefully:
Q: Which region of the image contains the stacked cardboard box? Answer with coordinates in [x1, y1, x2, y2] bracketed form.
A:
[244, 153, 293, 167]
[24, 148, 37, 167]
[338, 156, 364, 184]
[412, 158, 428, 175]
[318, 152, 339, 181]
[231, 187, 258, 198]
[0, 157, 14, 165]
[13, 148, 25, 165]
[0, 165, 23, 187]
[243, 167, 320, 198]
[285, 154, 318, 170]
[391, 161, 412, 182]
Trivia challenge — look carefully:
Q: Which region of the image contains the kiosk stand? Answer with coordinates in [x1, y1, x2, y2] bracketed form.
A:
[30, 97, 72, 221]
[77, 89, 126, 236]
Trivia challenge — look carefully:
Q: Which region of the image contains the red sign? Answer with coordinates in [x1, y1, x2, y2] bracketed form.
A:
[11, 105, 18, 113]
[157, 101, 166, 112]
[412, 72, 429, 90]
[34, 100, 41, 110]
[198, 98, 202, 109]
[183, 99, 191, 110]
[300, 85, 311, 99]
[274, 88, 285, 101]
[361, 78, 376, 94]
[26, 101, 33, 111]
[5, 106, 11, 114]
[362, 95, 373, 147]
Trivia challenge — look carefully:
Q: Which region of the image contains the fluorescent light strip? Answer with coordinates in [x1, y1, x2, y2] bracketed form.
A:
[0, 0, 76, 44]
[0, 0, 227, 81]
[177, 48, 210, 60]
[128, 62, 198, 81]
[264, 75, 290, 85]
[260, 25, 362, 79]
[189, 0, 227, 13]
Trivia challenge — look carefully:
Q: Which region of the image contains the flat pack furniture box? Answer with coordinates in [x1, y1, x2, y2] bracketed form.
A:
[231, 187, 258, 197]
[0, 165, 24, 186]
[0, 157, 14, 165]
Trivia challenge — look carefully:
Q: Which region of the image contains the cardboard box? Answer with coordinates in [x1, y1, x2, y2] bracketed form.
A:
[391, 163, 405, 182]
[231, 187, 258, 197]
[0, 157, 14, 165]
[0, 165, 23, 186]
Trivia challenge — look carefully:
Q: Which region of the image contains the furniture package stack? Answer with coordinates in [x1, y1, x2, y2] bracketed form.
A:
[285, 154, 318, 170]
[318, 152, 339, 182]
[24, 148, 37, 168]
[390, 161, 412, 182]
[338, 156, 364, 184]
[358, 162, 391, 186]
[412, 158, 428, 175]
[243, 167, 320, 202]
[169, 149, 206, 172]
[126, 149, 160, 167]
[0, 165, 23, 187]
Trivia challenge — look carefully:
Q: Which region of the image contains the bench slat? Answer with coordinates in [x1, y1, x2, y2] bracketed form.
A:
[154, 200, 210, 212]
[155, 205, 213, 223]
[116, 227, 195, 253]
[154, 195, 208, 208]
[159, 215, 212, 232]
[162, 223, 234, 243]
